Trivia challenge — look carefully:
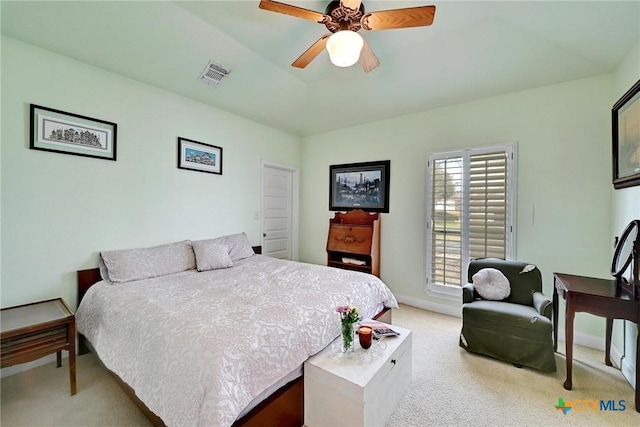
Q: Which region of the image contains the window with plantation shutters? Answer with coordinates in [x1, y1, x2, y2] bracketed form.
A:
[469, 151, 508, 260]
[430, 156, 463, 287]
[426, 144, 515, 297]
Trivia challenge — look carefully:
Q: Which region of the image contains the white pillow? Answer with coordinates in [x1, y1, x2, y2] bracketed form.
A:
[192, 241, 233, 271]
[208, 232, 255, 261]
[472, 268, 511, 300]
[100, 240, 196, 284]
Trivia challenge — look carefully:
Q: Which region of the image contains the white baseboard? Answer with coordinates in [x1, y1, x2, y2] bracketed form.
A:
[610, 344, 636, 391]
[555, 329, 606, 352]
[609, 342, 624, 369]
[396, 293, 462, 318]
[619, 351, 637, 391]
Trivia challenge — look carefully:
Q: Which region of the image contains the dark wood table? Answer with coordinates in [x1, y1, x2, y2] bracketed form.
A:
[1, 298, 76, 395]
[553, 273, 639, 412]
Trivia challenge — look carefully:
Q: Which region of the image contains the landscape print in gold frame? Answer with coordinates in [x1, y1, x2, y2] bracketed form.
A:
[613, 79, 640, 189]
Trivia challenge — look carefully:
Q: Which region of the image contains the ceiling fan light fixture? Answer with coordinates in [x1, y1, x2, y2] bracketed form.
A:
[326, 30, 363, 67]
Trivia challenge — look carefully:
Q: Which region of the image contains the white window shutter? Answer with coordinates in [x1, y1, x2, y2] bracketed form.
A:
[469, 151, 508, 260]
[426, 143, 515, 294]
[430, 156, 463, 287]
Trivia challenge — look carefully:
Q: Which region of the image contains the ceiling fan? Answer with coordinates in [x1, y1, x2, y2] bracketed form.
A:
[258, 0, 436, 73]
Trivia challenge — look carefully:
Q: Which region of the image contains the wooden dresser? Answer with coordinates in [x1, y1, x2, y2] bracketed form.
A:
[326, 209, 380, 277]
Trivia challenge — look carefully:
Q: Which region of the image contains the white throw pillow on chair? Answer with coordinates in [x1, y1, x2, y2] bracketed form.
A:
[472, 268, 511, 300]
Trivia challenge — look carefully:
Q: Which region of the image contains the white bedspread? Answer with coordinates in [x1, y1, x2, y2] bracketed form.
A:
[76, 255, 398, 427]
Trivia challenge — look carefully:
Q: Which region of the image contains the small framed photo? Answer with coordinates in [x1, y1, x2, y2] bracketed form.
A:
[330, 160, 390, 213]
[612, 79, 640, 189]
[177, 137, 222, 175]
[30, 104, 117, 161]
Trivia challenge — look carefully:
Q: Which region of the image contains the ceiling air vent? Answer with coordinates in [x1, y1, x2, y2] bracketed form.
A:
[198, 61, 230, 86]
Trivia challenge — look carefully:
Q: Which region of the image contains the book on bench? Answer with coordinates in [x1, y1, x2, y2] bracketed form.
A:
[358, 319, 400, 338]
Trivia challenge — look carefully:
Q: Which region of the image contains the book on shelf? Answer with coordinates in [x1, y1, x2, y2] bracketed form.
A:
[341, 257, 366, 265]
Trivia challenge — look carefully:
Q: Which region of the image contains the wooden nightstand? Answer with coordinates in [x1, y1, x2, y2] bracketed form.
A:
[304, 323, 412, 427]
[1, 298, 76, 395]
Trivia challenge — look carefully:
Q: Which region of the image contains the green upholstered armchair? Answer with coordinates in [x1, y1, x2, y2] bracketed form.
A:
[460, 258, 557, 372]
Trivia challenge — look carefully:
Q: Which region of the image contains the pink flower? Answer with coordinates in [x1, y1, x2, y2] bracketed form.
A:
[336, 305, 349, 313]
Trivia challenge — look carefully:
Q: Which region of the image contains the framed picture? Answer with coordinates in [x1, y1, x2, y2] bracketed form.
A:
[613, 79, 640, 189]
[30, 104, 117, 161]
[330, 160, 390, 212]
[177, 137, 222, 175]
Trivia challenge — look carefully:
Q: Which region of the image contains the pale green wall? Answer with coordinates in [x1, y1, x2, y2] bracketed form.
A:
[2, 30, 636, 375]
[299, 75, 613, 338]
[611, 41, 640, 386]
[0, 36, 300, 309]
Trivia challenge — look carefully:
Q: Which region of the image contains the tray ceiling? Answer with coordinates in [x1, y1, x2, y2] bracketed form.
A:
[2, 1, 639, 136]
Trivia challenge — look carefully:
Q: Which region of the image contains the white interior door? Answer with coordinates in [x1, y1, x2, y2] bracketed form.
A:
[261, 162, 299, 259]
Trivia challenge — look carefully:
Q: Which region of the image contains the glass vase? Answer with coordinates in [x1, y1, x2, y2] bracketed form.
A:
[341, 321, 355, 353]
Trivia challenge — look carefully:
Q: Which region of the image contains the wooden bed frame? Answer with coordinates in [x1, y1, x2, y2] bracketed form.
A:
[76, 246, 391, 427]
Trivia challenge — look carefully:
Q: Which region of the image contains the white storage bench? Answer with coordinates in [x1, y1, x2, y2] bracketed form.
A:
[304, 324, 412, 427]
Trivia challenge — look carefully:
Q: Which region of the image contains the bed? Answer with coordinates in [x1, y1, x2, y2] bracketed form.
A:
[75, 233, 397, 427]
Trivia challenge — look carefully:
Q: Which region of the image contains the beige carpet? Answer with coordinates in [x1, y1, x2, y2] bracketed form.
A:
[1, 304, 638, 426]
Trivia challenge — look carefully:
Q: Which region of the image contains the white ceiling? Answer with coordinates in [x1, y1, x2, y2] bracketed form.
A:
[2, 1, 639, 136]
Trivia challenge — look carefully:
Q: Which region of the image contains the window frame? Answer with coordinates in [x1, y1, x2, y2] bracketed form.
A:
[425, 142, 517, 300]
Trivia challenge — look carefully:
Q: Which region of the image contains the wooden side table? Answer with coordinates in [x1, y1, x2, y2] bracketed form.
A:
[552, 273, 639, 412]
[1, 298, 76, 395]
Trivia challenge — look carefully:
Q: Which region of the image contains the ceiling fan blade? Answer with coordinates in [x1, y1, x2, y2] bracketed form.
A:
[259, 0, 326, 23]
[292, 34, 331, 68]
[359, 37, 380, 73]
[362, 5, 436, 30]
[340, 0, 362, 10]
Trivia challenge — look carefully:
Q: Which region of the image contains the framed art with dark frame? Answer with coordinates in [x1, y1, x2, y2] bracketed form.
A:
[30, 104, 117, 161]
[612, 79, 640, 189]
[177, 137, 223, 175]
[329, 160, 390, 212]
